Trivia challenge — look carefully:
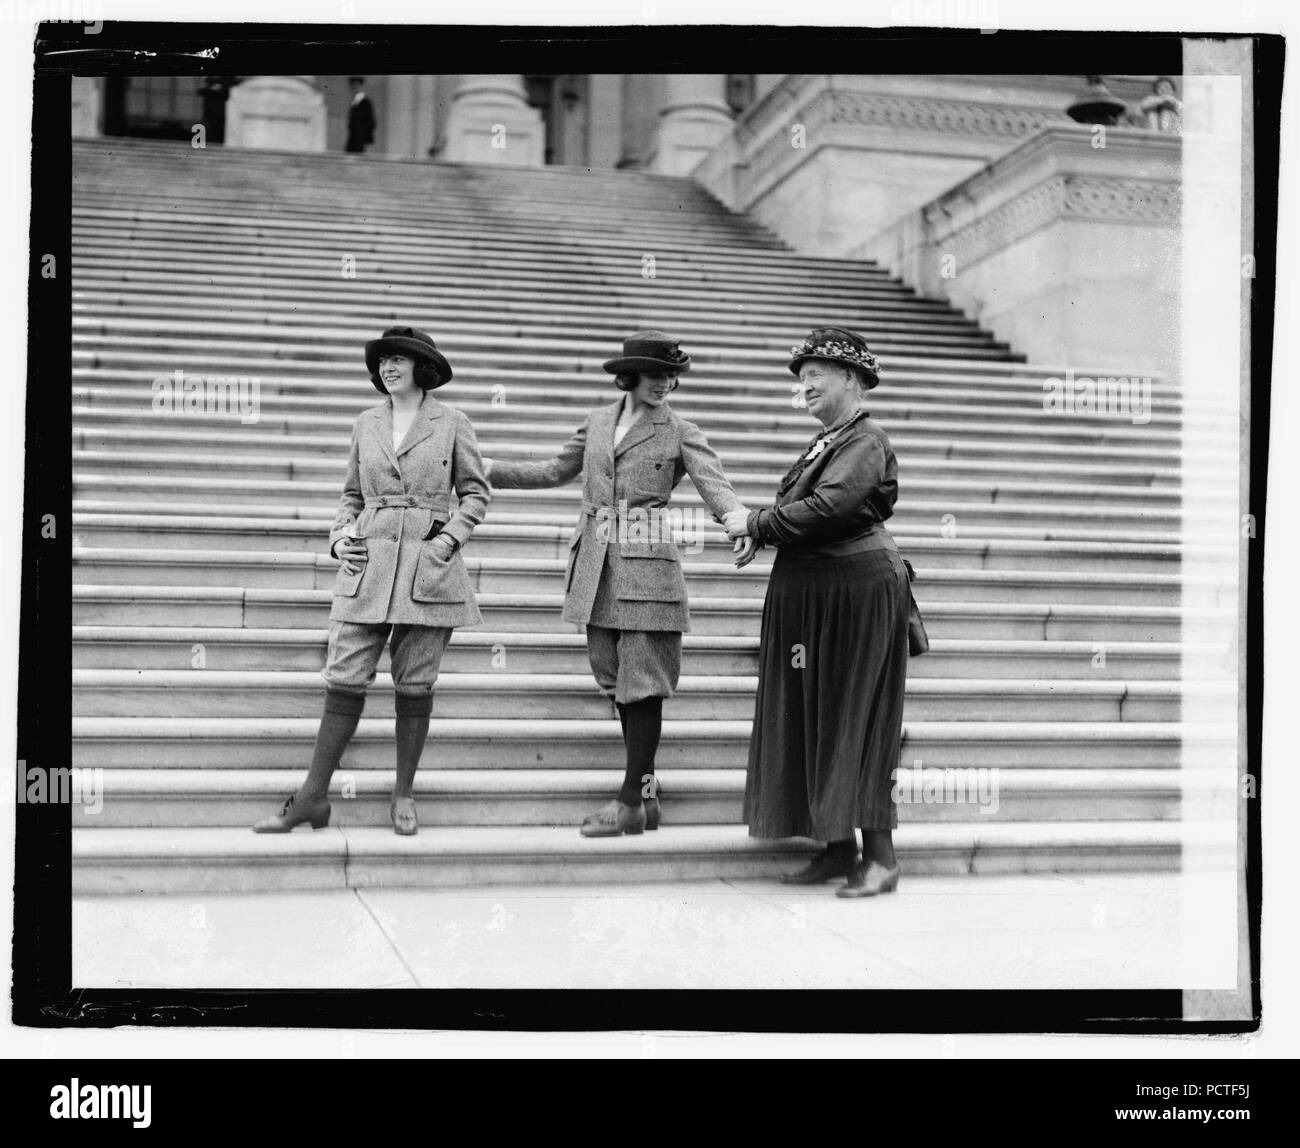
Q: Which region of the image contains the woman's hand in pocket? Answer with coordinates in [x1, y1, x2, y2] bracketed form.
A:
[429, 534, 457, 562]
[335, 538, 369, 576]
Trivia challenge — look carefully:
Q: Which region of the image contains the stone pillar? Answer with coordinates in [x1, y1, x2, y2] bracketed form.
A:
[652, 74, 733, 176]
[441, 75, 544, 166]
[225, 76, 326, 151]
[70, 76, 102, 137]
[587, 74, 624, 168]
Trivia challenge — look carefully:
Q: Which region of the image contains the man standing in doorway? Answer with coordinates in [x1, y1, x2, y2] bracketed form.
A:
[346, 76, 376, 153]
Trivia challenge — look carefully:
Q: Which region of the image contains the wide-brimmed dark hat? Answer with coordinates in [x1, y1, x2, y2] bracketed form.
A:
[602, 330, 691, 377]
[364, 325, 453, 391]
[789, 326, 881, 388]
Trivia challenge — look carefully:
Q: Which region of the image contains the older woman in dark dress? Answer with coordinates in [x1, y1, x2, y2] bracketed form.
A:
[728, 327, 910, 897]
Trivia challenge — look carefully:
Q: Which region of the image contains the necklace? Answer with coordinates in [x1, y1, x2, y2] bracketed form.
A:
[777, 406, 870, 495]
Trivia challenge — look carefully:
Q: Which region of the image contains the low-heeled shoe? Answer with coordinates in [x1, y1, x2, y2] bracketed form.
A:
[835, 860, 901, 898]
[779, 851, 860, 885]
[579, 800, 646, 838]
[252, 794, 331, 833]
[390, 796, 419, 836]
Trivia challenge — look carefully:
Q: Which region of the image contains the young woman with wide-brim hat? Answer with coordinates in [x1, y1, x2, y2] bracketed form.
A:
[253, 324, 491, 837]
[484, 331, 750, 837]
[728, 327, 910, 898]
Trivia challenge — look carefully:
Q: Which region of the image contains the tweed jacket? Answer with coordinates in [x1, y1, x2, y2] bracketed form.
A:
[490, 399, 742, 631]
[328, 391, 491, 627]
[746, 414, 899, 555]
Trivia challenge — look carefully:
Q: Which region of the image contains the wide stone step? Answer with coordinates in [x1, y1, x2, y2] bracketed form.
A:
[70, 382, 1187, 440]
[70, 548, 1188, 605]
[72, 716, 1226, 770]
[69, 331, 1159, 392]
[72, 468, 1187, 515]
[69, 625, 1200, 680]
[75, 291, 987, 341]
[72, 193, 789, 250]
[70, 820, 1225, 894]
[71, 445, 1179, 491]
[72, 229, 929, 294]
[73, 419, 1189, 470]
[73, 766, 1203, 829]
[72, 586, 1205, 642]
[71, 495, 1185, 536]
[69, 669, 1200, 722]
[69, 516, 1190, 573]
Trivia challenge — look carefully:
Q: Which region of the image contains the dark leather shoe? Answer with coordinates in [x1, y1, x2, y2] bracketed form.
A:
[836, 860, 901, 898]
[579, 800, 646, 838]
[252, 793, 330, 833]
[390, 796, 418, 836]
[779, 850, 859, 885]
[644, 793, 661, 831]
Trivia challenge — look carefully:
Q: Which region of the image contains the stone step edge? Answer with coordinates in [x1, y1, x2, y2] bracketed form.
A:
[71, 717, 1232, 741]
[70, 820, 1228, 863]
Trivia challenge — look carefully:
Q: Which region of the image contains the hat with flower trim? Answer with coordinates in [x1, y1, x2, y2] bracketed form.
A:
[789, 326, 881, 389]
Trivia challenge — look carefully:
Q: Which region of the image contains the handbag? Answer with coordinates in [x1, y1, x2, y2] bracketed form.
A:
[902, 558, 930, 657]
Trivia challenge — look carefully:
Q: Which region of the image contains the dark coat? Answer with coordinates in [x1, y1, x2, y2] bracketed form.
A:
[346, 95, 375, 148]
[747, 414, 898, 553]
[328, 391, 490, 627]
[490, 399, 742, 631]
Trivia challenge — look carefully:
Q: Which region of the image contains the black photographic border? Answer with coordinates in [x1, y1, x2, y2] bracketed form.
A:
[17, 20, 1276, 1036]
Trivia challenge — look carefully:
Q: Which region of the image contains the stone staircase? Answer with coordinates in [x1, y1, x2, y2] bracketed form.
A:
[70, 137, 1231, 893]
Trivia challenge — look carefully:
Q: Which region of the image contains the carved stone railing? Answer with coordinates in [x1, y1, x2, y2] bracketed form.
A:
[856, 124, 1182, 379]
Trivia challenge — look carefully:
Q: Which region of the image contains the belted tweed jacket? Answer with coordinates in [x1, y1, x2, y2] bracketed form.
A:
[327, 391, 491, 627]
[490, 399, 742, 631]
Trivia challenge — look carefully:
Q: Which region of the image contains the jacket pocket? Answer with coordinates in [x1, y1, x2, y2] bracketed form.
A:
[616, 542, 685, 602]
[332, 516, 371, 598]
[411, 539, 474, 604]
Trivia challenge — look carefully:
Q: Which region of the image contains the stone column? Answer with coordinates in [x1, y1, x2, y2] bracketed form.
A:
[441, 75, 544, 166]
[71, 76, 102, 137]
[652, 74, 733, 176]
[225, 76, 326, 151]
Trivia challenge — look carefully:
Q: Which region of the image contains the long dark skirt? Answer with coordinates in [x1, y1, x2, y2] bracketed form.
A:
[743, 547, 911, 840]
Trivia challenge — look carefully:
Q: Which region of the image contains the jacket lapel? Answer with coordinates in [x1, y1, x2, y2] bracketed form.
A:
[396, 392, 444, 457]
[371, 404, 401, 472]
[591, 401, 619, 460]
[614, 404, 667, 458]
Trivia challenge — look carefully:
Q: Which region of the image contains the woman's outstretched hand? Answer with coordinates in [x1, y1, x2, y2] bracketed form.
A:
[733, 536, 759, 569]
[721, 508, 750, 539]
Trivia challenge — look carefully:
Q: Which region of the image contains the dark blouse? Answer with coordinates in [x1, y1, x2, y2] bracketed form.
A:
[747, 414, 898, 556]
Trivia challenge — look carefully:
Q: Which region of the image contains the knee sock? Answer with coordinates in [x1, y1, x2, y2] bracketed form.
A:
[393, 691, 434, 799]
[298, 687, 366, 803]
[618, 696, 662, 806]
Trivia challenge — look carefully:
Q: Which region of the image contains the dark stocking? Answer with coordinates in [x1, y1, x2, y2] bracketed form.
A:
[618, 696, 663, 806]
[393, 691, 434, 799]
[862, 829, 897, 868]
[298, 688, 366, 803]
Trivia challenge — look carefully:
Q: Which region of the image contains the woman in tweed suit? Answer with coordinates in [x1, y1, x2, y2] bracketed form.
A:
[485, 331, 749, 837]
[254, 325, 490, 837]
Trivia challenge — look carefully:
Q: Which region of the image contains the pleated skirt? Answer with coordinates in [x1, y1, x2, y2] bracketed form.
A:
[743, 547, 911, 840]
